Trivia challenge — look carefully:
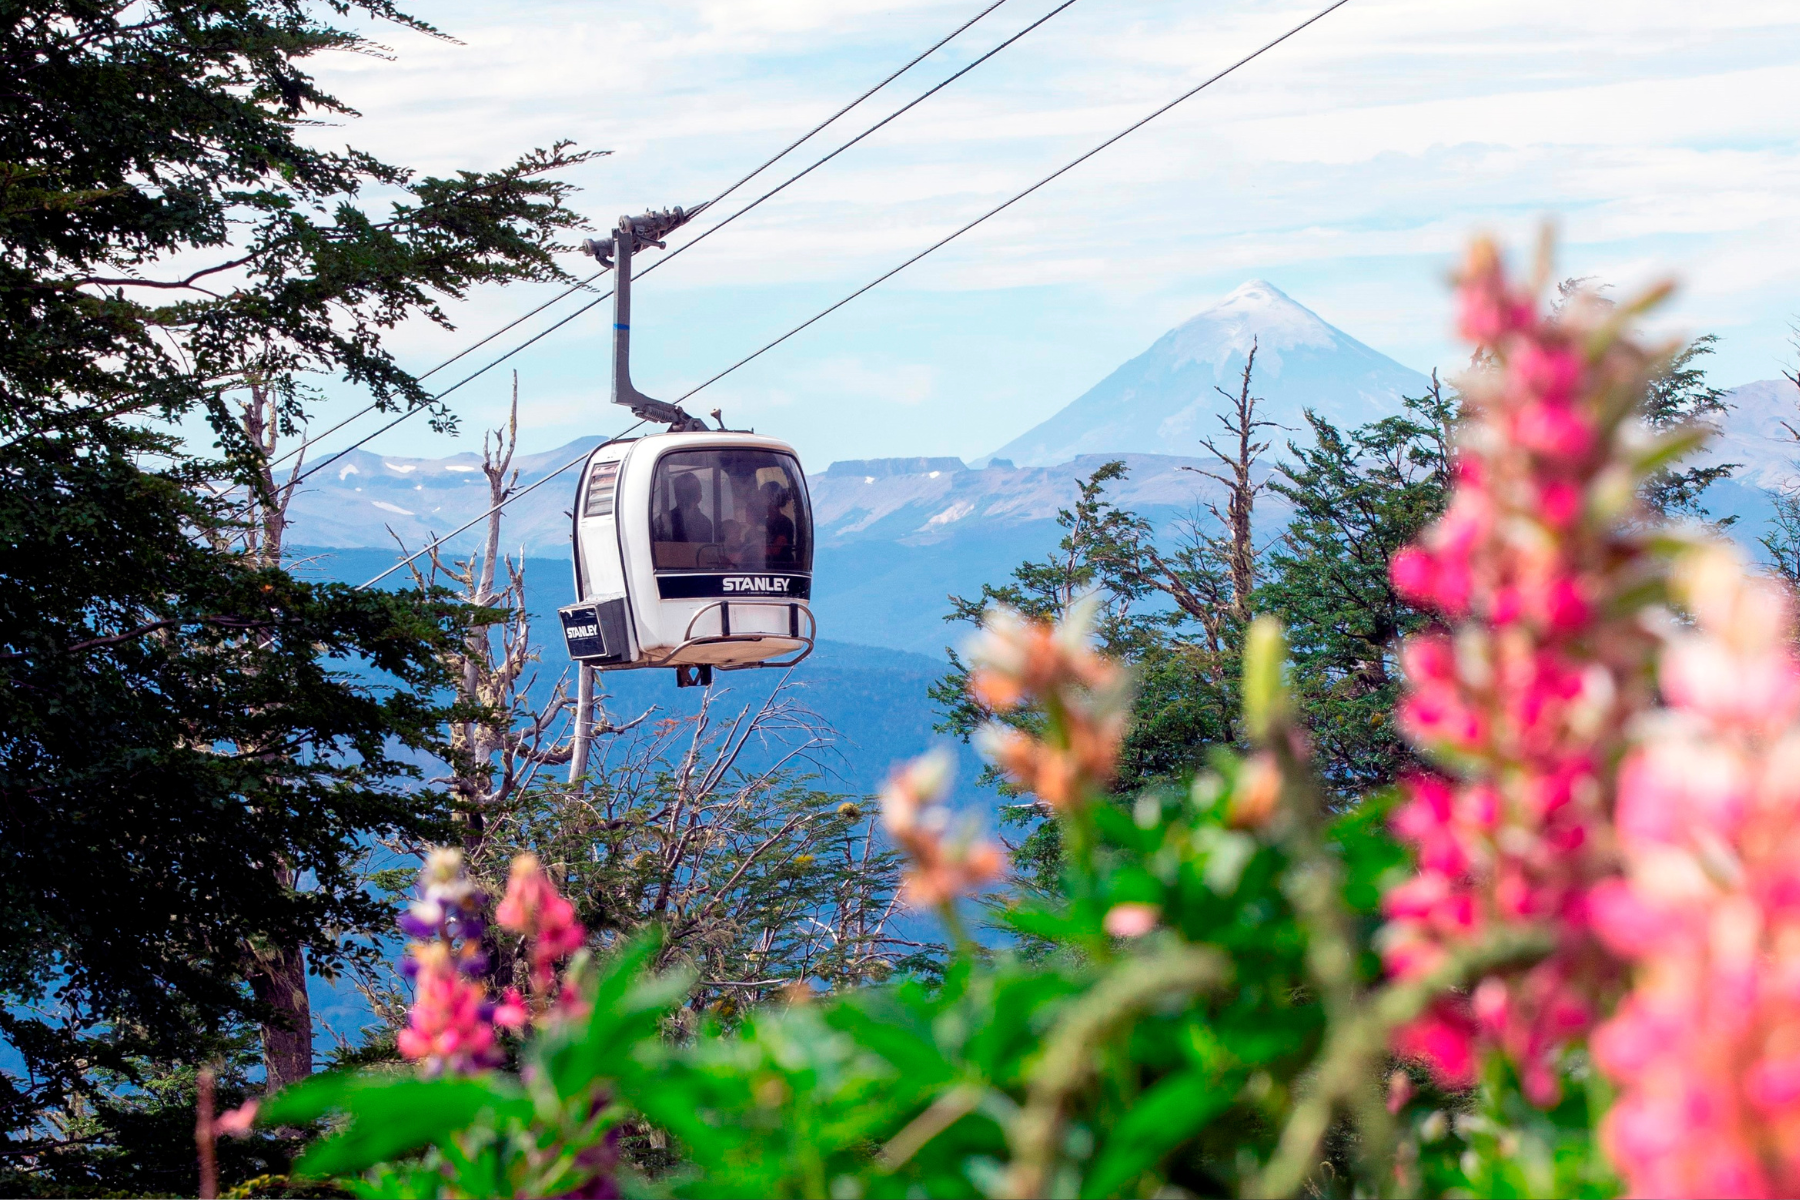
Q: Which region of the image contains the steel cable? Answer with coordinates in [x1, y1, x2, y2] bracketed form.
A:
[673, 0, 1353, 405]
[348, 0, 1352, 588]
[356, 419, 647, 590]
[260, 0, 1016, 489]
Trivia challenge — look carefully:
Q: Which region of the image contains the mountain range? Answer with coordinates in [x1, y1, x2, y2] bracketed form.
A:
[287, 279, 1797, 655]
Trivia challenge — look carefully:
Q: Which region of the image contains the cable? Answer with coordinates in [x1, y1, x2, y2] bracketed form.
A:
[345, 0, 1348, 595]
[627, 0, 1082, 292]
[285, 292, 618, 492]
[673, 0, 1353, 404]
[356, 419, 647, 591]
[266, 269, 610, 473]
[691, 0, 1011, 217]
[298, 0, 1075, 490]
[267, 0, 1014, 482]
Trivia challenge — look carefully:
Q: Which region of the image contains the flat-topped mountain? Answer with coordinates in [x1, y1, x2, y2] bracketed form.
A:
[282, 445, 1236, 557]
[989, 280, 1430, 467]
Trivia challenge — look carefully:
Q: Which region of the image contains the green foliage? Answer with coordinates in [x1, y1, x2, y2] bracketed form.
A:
[1761, 486, 1800, 593]
[0, 420, 466, 1127]
[931, 462, 1167, 887]
[261, 934, 686, 1198]
[255, 747, 1422, 1197]
[1257, 387, 1455, 793]
[930, 462, 1154, 749]
[1638, 335, 1734, 523]
[931, 462, 1242, 887]
[1396, 1057, 1620, 1198]
[0, 1041, 317, 1199]
[0, 0, 593, 446]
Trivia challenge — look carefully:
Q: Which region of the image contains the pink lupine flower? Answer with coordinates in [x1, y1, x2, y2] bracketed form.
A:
[1589, 544, 1800, 1197]
[1392, 1000, 1479, 1090]
[1456, 241, 1534, 342]
[1380, 238, 1671, 1100]
[393, 849, 502, 1073]
[1512, 400, 1594, 462]
[492, 986, 529, 1031]
[497, 854, 587, 999]
[398, 941, 500, 1074]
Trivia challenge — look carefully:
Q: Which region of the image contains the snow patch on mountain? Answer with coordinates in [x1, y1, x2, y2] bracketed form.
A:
[989, 280, 1429, 468]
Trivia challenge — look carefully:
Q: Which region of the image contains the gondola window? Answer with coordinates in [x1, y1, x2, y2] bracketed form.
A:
[649, 450, 811, 572]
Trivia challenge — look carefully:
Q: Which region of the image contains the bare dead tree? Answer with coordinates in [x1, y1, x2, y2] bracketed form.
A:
[462, 678, 914, 1018]
[206, 374, 315, 1091]
[398, 374, 584, 838]
[1190, 338, 1276, 624]
[236, 377, 306, 568]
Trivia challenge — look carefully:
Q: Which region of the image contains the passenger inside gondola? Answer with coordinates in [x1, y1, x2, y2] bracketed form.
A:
[757, 482, 796, 566]
[658, 472, 713, 546]
[650, 450, 810, 573]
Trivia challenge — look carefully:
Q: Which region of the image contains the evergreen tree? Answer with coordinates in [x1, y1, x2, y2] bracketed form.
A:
[0, 0, 594, 1167]
[1641, 334, 1734, 522]
[930, 462, 1156, 889]
[1256, 383, 1455, 794]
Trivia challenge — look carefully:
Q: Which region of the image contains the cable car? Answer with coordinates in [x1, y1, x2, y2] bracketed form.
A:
[558, 208, 816, 687]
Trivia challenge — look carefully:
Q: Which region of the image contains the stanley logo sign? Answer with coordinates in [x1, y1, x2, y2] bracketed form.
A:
[722, 576, 796, 594]
[657, 572, 811, 600]
[558, 605, 609, 659]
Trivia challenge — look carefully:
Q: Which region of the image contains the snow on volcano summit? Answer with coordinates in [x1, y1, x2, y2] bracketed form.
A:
[988, 280, 1428, 468]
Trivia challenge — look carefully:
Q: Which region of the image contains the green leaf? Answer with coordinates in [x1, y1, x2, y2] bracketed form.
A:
[288, 1076, 529, 1177]
[998, 901, 1079, 943]
[1080, 1070, 1232, 1198]
[539, 929, 692, 1098]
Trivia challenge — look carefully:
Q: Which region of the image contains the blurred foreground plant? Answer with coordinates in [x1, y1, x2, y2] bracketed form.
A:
[228, 597, 1417, 1197]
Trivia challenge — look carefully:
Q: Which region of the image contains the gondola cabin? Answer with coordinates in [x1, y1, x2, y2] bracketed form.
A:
[560, 431, 815, 683]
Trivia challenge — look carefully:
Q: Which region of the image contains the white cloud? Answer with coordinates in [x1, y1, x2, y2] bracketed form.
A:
[285, 0, 1800, 467]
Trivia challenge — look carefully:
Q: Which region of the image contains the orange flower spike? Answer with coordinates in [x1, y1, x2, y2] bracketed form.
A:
[967, 597, 1132, 814]
[879, 748, 1005, 907]
[1228, 753, 1283, 830]
[968, 669, 1026, 712]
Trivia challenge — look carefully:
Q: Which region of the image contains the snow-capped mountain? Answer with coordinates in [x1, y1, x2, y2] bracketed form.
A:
[988, 280, 1430, 468]
[1699, 378, 1798, 492]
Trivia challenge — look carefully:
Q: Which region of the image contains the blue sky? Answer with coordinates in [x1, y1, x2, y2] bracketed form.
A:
[280, 0, 1800, 472]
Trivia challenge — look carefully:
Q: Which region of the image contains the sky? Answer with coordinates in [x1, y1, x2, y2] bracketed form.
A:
[277, 0, 1800, 472]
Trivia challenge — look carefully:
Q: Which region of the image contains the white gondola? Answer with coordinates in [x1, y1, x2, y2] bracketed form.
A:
[558, 208, 816, 688]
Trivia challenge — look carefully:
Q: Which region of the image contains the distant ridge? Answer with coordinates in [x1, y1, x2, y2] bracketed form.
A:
[823, 456, 968, 478]
[991, 280, 1429, 467]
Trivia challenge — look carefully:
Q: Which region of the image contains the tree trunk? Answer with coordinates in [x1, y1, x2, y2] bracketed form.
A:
[237, 382, 315, 1091]
[252, 940, 312, 1090]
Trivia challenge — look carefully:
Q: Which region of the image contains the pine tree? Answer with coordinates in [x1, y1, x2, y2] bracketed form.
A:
[1641, 334, 1735, 522]
[0, 0, 595, 1167]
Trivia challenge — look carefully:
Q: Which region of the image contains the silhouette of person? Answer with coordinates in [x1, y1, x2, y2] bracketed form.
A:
[759, 481, 795, 565]
[659, 472, 713, 545]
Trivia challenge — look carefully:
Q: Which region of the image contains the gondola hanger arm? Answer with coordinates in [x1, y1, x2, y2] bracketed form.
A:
[583, 207, 710, 432]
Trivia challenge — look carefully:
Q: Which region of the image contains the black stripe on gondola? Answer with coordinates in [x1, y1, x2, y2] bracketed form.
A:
[655, 573, 811, 600]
